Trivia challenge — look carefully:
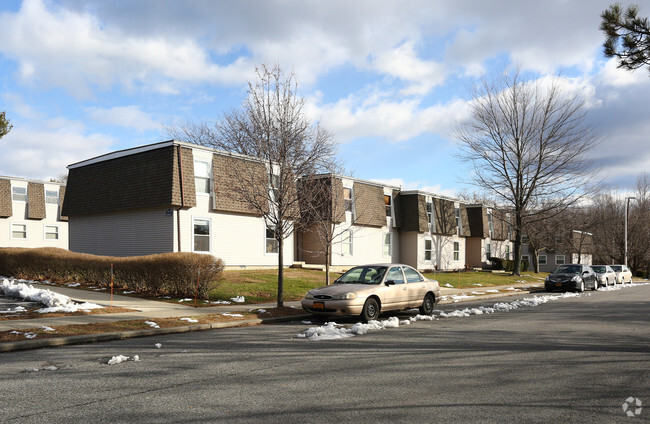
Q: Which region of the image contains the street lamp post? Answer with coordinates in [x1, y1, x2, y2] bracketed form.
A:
[625, 196, 636, 268]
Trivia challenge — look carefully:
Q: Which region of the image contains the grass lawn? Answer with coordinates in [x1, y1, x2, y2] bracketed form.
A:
[209, 268, 339, 303]
[422, 270, 549, 289]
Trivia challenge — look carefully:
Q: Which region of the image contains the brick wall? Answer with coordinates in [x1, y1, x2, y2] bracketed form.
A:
[352, 182, 385, 227]
[0, 178, 12, 217]
[27, 182, 46, 219]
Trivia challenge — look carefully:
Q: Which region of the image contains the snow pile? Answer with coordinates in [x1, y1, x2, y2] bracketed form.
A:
[230, 296, 245, 303]
[66, 283, 81, 287]
[180, 317, 198, 323]
[40, 326, 55, 332]
[154, 343, 162, 349]
[1, 278, 103, 313]
[11, 331, 37, 339]
[178, 298, 192, 302]
[443, 283, 453, 288]
[107, 355, 139, 365]
[0, 306, 26, 314]
[435, 292, 581, 318]
[211, 300, 231, 304]
[221, 312, 243, 317]
[298, 315, 436, 340]
[144, 321, 160, 328]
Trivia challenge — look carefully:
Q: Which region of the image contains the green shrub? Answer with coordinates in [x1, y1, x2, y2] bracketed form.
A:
[497, 259, 529, 272]
[0, 247, 224, 298]
[488, 257, 504, 270]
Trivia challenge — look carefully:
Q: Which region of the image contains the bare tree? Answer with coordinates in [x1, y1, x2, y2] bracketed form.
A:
[168, 64, 337, 307]
[455, 69, 599, 276]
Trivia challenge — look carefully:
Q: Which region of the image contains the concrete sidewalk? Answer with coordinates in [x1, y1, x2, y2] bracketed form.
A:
[0, 280, 545, 352]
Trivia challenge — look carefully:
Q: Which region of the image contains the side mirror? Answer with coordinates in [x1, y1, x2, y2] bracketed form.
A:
[385, 280, 396, 286]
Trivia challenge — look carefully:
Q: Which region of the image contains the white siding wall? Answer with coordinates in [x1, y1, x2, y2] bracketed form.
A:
[1, 180, 68, 250]
[176, 193, 294, 267]
[329, 223, 398, 266]
[417, 234, 465, 270]
[69, 208, 173, 256]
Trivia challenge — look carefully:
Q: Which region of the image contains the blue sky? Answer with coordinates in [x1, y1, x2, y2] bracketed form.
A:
[1, 0, 648, 196]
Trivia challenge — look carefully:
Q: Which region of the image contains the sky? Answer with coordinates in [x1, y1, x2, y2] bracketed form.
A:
[0, 0, 648, 197]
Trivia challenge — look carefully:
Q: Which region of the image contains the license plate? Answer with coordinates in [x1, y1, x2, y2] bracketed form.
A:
[556, 283, 562, 287]
[313, 302, 324, 310]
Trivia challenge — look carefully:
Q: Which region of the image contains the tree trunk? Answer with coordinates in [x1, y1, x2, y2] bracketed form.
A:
[325, 239, 331, 285]
[512, 215, 522, 276]
[277, 236, 284, 308]
[532, 250, 540, 273]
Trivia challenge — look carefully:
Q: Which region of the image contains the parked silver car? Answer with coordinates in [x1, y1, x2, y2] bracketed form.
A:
[610, 265, 633, 284]
[301, 264, 441, 322]
[590, 265, 617, 287]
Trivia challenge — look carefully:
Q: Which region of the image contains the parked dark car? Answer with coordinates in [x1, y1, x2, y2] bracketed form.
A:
[544, 264, 598, 292]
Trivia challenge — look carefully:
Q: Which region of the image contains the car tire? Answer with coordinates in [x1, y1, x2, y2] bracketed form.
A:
[361, 298, 380, 322]
[419, 293, 435, 315]
[578, 280, 585, 293]
[592, 280, 598, 291]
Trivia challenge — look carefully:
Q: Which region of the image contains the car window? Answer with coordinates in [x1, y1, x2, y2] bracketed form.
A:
[386, 267, 405, 284]
[403, 266, 423, 283]
[554, 265, 581, 274]
[611, 266, 622, 272]
[335, 266, 387, 284]
[591, 266, 605, 273]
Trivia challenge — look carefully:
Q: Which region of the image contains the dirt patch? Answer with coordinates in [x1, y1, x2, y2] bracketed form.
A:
[0, 305, 137, 321]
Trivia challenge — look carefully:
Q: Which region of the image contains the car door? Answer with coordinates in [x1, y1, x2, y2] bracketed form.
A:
[383, 266, 407, 309]
[403, 266, 427, 307]
[583, 266, 596, 288]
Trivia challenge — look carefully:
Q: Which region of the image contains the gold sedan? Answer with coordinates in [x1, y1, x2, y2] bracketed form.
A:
[301, 264, 441, 322]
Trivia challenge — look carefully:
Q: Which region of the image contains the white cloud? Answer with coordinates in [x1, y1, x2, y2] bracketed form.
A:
[86, 106, 161, 132]
[0, 123, 114, 180]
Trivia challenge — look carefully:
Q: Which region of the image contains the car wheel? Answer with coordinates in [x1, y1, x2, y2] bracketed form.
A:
[592, 280, 598, 291]
[419, 293, 435, 315]
[361, 298, 380, 322]
[578, 280, 585, 292]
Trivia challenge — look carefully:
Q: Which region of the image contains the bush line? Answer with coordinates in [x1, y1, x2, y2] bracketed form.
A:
[0, 247, 224, 298]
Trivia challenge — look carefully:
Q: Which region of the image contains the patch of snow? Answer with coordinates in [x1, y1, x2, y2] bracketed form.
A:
[473, 283, 483, 286]
[300, 320, 312, 325]
[180, 317, 198, 323]
[107, 355, 130, 365]
[503, 287, 520, 291]
[297, 315, 437, 340]
[178, 298, 192, 302]
[471, 291, 485, 295]
[24, 333, 37, 339]
[144, 321, 160, 329]
[40, 326, 55, 332]
[1, 278, 103, 313]
[444, 283, 453, 288]
[122, 291, 135, 294]
[221, 313, 243, 317]
[66, 283, 81, 287]
[42, 365, 58, 371]
[154, 343, 162, 349]
[486, 290, 500, 293]
[230, 296, 245, 303]
[133, 355, 140, 362]
[211, 300, 231, 304]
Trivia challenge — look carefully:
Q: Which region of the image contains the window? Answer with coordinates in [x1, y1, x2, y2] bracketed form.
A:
[194, 160, 211, 194]
[505, 245, 510, 260]
[486, 243, 491, 259]
[341, 230, 353, 255]
[193, 218, 210, 252]
[522, 234, 530, 244]
[12, 186, 27, 202]
[11, 224, 26, 239]
[455, 206, 463, 235]
[343, 188, 352, 212]
[45, 190, 59, 205]
[386, 266, 404, 284]
[555, 255, 566, 265]
[522, 255, 530, 262]
[426, 201, 435, 232]
[453, 242, 460, 261]
[44, 225, 59, 240]
[383, 232, 392, 256]
[455, 207, 460, 230]
[424, 239, 432, 261]
[539, 255, 547, 265]
[384, 195, 392, 217]
[266, 226, 279, 254]
[404, 266, 423, 283]
[269, 174, 281, 201]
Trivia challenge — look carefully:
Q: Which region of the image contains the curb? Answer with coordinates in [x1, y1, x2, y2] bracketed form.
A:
[0, 314, 311, 353]
[1, 289, 545, 353]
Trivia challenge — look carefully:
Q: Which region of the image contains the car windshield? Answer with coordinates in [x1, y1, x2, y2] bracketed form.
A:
[554, 265, 582, 274]
[335, 266, 387, 284]
[610, 265, 622, 272]
[591, 266, 606, 273]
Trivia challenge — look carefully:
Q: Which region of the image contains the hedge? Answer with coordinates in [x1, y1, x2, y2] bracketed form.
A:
[0, 247, 224, 298]
[488, 257, 530, 272]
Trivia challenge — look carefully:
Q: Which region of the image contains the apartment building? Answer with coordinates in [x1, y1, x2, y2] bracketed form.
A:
[465, 205, 513, 268]
[62, 140, 294, 267]
[0, 176, 68, 249]
[521, 230, 593, 272]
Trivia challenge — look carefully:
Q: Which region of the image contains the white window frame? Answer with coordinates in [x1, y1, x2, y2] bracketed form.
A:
[539, 255, 547, 265]
[192, 217, 211, 253]
[424, 238, 432, 261]
[485, 243, 491, 260]
[12, 186, 27, 202]
[384, 194, 392, 218]
[487, 210, 494, 238]
[426, 201, 434, 233]
[44, 224, 60, 241]
[505, 245, 510, 260]
[555, 255, 566, 265]
[455, 207, 461, 235]
[11, 223, 27, 240]
[265, 225, 279, 255]
[453, 241, 460, 261]
[194, 159, 211, 195]
[341, 230, 353, 256]
[343, 187, 353, 213]
[383, 232, 392, 256]
[45, 190, 59, 205]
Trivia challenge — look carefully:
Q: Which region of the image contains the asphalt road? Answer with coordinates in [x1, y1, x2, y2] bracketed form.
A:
[2, 285, 648, 423]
